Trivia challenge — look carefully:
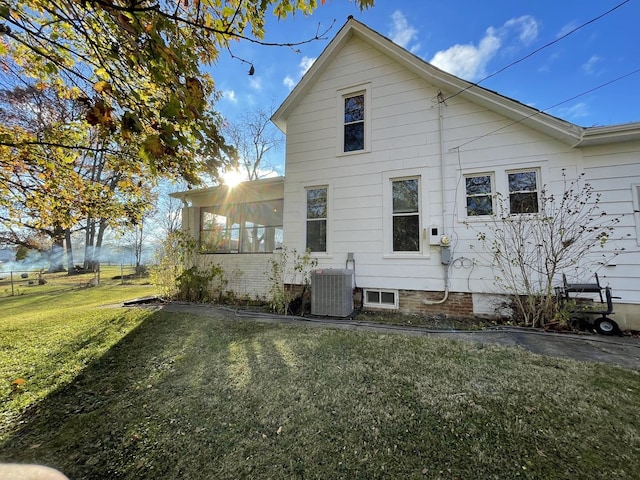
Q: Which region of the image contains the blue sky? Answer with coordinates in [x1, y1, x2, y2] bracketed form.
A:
[212, 0, 639, 174]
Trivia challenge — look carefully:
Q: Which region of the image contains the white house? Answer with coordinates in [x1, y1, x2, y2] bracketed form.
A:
[175, 18, 640, 330]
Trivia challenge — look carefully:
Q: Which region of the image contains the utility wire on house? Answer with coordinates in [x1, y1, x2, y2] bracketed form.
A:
[451, 67, 640, 150]
[443, 0, 632, 103]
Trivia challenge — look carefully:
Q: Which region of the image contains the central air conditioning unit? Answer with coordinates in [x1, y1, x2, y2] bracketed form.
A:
[311, 269, 354, 317]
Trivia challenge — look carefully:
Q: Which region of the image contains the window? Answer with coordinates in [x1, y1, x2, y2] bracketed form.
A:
[343, 93, 365, 152]
[364, 289, 398, 309]
[200, 200, 283, 253]
[306, 187, 327, 252]
[392, 178, 420, 252]
[465, 174, 494, 216]
[383, 170, 428, 256]
[508, 169, 539, 213]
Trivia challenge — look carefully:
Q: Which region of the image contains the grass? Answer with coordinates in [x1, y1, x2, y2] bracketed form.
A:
[0, 265, 146, 298]
[1, 285, 639, 479]
[352, 309, 495, 330]
[0, 269, 156, 433]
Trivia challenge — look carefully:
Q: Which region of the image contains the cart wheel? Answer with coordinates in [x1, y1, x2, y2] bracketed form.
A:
[594, 317, 620, 336]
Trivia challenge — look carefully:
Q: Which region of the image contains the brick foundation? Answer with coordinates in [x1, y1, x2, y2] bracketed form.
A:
[355, 289, 473, 318]
[399, 290, 474, 318]
[297, 282, 474, 319]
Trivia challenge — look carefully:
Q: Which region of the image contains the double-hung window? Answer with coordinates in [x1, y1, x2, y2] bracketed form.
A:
[306, 187, 327, 252]
[343, 93, 365, 152]
[508, 169, 539, 214]
[338, 85, 369, 154]
[465, 174, 494, 216]
[392, 177, 420, 252]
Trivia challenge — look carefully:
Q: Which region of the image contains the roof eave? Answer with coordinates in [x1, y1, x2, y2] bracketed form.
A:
[170, 176, 285, 202]
[574, 122, 640, 147]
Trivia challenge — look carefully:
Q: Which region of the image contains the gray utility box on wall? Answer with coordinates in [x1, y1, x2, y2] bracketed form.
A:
[311, 269, 354, 317]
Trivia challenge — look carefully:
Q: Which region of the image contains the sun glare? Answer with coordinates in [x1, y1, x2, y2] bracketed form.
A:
[223, 170, 243, 188]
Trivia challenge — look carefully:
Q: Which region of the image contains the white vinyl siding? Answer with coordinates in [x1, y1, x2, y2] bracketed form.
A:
[280, 30, 640, 316]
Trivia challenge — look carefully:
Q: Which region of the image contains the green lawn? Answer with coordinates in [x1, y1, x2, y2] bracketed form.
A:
[1, 284, 639, 479]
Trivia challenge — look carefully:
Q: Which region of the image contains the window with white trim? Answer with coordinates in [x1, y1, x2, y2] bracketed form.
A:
[465, 174, 494, 216]
[306, 186, 327, 252]
[392, 177, 420, 252]
[343, 93, 365, 152]
[338, 84, 370, 155]
[507, 169, 539, 214]
[364, 289, 398, 309]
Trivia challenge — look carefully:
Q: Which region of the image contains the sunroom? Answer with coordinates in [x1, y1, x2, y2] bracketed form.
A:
[170, 176, 285, 298]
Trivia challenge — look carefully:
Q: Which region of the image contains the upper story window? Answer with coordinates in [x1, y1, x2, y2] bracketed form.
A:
[508, 169, 539, 214]
[344, 94, 364, 152]
[337, 84, 370, 155]
[392, 177, 420, 252]
[465, 174, 494, 216]
[306, 186, 327, 252]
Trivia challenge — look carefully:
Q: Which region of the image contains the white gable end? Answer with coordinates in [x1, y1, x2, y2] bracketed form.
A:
[272, 18, 640, 328]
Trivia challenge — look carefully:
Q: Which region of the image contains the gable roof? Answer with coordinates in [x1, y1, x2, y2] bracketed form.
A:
[272, 17, 640, 147]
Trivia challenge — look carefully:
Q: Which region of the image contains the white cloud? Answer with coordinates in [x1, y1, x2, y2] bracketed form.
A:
[249, 77, 262, 90]
[582, 55, 602, 75]
[299, 56, 316, 76]
[283, 56, 316, 91]
[222, 90, 237, 103]
[389, 11, 420, 53]
[283, 76, 296, 91]
[555, 102, 590, 120]
[557, 21, 577, 38]
[505, 15, 538, 45]
[430, 27, 501, 80]
[430, 15, 539, 81]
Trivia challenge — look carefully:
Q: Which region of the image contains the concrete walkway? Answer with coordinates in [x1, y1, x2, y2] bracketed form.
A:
[158, 302, 640, 370]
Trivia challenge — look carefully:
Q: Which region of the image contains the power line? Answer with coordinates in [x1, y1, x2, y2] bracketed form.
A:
[452, 67, 640, 150]
[444, 0, 632, 102]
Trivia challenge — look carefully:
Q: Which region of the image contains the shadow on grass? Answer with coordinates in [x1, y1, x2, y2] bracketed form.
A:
[0, 309, 310, 479]
[0, 309, 207, 478]
[1, 307, 639, 480]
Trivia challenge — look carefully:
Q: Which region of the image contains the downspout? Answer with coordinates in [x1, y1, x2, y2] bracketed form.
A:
[424, 92, 450, 305]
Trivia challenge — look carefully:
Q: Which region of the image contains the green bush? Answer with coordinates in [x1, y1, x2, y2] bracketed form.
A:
[175, 264, 226, 303]
[150, 230, 227, 302]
